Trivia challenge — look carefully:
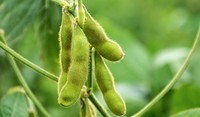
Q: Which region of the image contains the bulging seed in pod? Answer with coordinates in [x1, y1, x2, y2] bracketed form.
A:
[82, 7, 124, 62]
[94, 52, 126, 115]
[58, 5, 74, 94]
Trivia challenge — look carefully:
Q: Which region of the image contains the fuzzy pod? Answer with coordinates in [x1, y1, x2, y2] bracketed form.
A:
[94, 52, 126, 116]
[58, 24, 90, 107]
[82, 8, 124, 62]
[77, 0, 85, 27]
[58, 6, 74, 93]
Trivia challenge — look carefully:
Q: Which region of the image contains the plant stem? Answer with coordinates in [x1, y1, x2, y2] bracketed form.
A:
[89, 93, 110, 117]
[132, 26, 200, 117]
[0, 41, 58, 82]
[87, 46, 93, 89]
[0, 32, 51, 117]
[80, 98, 88, 117]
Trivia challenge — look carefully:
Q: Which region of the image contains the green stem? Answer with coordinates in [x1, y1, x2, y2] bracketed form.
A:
[132, 26, 200, 117]
[87, 46, 93, 89]
[0, 32, 51, 117]
[0, 41, 58, 82]
[89, 93, 110, 117]
[80, 98, 88, 117]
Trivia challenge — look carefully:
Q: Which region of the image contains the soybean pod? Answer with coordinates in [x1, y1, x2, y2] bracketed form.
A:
[94, 52, 126, 116]
[58, 24, 90, 107]
[82, 7, 124, 62]
[77, 0, 85, 27]
[58, 5, 74, 94]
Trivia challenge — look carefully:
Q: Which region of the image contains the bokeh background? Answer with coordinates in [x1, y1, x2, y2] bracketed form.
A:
[0, 0, 200, 116]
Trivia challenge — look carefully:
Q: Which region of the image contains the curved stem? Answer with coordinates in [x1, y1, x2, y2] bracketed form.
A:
[0, 41, 58, 82]
[0, 33, 51, 117]
[132, 26, 200, 117]
[89, 93, 110, 117]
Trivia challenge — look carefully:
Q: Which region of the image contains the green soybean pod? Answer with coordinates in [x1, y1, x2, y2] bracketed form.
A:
[58, 6, 74, 94]
[77, 0, 85, 27]
[82, 7, 124, 62]
[94, 52, 126, 116]
[58, 24, 90, 107]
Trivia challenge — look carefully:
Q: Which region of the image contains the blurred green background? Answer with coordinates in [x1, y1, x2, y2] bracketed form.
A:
[0, 0, 200, 116]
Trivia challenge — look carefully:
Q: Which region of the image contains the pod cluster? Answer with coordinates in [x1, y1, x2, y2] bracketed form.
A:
[58, 5, 90, 107]
[57, 4, 126, 116]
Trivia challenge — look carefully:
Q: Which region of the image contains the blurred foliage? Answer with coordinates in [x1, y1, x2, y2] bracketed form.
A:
[0, 0, 200, 117]
[0, 87, 30, 117]
[171, 108, 200, 117]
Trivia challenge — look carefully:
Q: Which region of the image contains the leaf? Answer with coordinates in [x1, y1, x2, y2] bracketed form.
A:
[97, 17, 152, 84]
[152, 47, 191, 92]
[171, 108, 200, 117]
[153, 48, 189, 68]
[0, 0, 42, 41]
[0, 87, 29, 117]
[170, 83, 200, 114]
[115, 84, 148, 117]
[38, 2, 61, 73]
[190, 50, 200, 84]
[13, 23, 42, 85]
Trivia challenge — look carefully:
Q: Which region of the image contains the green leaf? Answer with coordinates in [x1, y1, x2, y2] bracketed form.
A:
[153, 48, 189, 68]
[170, 83, 200, 114]
[0, 87, 29, 117]
[152, 48, 190, 91]
[0, 0, 42, 41]
[171, 108, 200, 117]
[97, 17, 152, 84]
[116, 84, 148, 117]
[38, 2, 61, 73]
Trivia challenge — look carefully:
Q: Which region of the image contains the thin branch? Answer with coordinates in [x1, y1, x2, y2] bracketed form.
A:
[132, 26, 200, 117]
[0, 31, 51, 117]
[0, 41, 58, 82]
